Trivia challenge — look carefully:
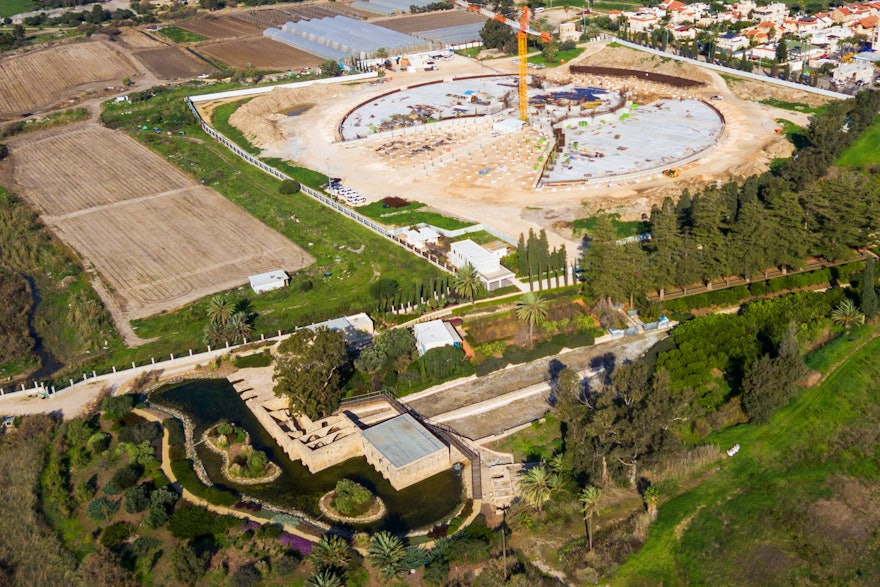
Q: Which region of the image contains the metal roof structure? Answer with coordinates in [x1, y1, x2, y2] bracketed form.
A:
[352, 0, 437, 16]
[361, 413, 446, 468]
[264, 16, 430, 60]
[411, 22, 484, 45]
[248, 270, 288, 289]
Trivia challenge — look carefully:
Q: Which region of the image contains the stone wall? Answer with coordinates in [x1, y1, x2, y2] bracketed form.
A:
[362, 441, 451, 490]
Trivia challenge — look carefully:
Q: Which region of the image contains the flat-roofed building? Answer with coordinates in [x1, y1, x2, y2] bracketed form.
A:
[361, 413, 450, 489]
[249, 270, 289, 294]
[449, 239, 515, 291]
[413, 319, 462, 356]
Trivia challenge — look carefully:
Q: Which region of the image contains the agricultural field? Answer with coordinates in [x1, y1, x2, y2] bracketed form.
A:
[374, 11, 486, 34]
[9, 125, 314, 321]
[0, 0, 33, 18]
[133, 47, 214, 79]
[197, 38, 322, 70]
[176, 16, 265, 40]
[154, 25, 207, 44]
[0, 40, 137, 118]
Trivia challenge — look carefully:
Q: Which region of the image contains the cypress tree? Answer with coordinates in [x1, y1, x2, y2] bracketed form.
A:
[517, 233, 528, 276]
[861, 259, 877, 318]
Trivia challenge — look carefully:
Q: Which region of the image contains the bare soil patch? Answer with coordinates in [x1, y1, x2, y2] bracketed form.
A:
[374, 11, 486, 33]
[197, 37, 322, 70]
[117, 29, 165, 49]
[177, 16, 262, 40]
[9, 124, 314, 321]
[134, 47, 214, 79]
[0, 40, 138, 118]
[573, 45, 712, 84]
[232, 3, 373, 29]
[724, 75, 833, 107]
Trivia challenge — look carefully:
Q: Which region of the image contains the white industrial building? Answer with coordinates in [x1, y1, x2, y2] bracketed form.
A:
[248, 270, 289, 294]
[413, 319, 462, 356]
[449, 239, 515, 291]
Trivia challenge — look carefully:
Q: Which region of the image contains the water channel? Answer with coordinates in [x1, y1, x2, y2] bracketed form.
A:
[23, 275, 63, 384]
[153, 379, 464, 533]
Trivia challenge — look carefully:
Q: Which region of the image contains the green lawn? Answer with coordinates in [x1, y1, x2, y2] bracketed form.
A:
[573, 213, 649, 238]
[760, 97, 829, 116]
[155, 26, 206, 43]
[591, 0, 643, 12]
[450, 230, 503, 245]
[211, 99, 259, 155]
[775, 118, 809, 150]
[835, 115, 880, 169]
[356, 201, 474, 230]
[529, 47, 585, 66]
[610, 326, 880, 585]
[487, 415, 563, 462]
[0, 0, 34, 17]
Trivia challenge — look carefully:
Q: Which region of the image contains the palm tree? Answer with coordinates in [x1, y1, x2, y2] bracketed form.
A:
[226, 311, 253, 341]
[518, 465, 558, 513]
[516, 291, 548, 346]
[306, 570, 343, 587]
[578, 485, 601, 551]
[831, 299, 865, 330]
[366, 531, 406, 579]
[453, 263, 484, 307]
[643, 485, 659, 522]
[309, 534, 351, 573]
[206, 295, 234, 326]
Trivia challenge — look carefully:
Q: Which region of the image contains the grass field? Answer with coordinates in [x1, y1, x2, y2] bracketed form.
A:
[760, 97, 829, 116]
[487, 415, 563, 462]
[610, 325, 880, 585]
[356, 200, 474, 230]
[529, 47, 585, 66]
[211, 98, 260, 155]
[573, 213, 649, 238]
[835, 115, 880, 169]
[155, 26, 207, 43]
[0, 0, 33, 17]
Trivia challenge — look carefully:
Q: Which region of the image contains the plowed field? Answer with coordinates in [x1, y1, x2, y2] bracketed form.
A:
[178, 16, 262, 39]
[374, 11, 485, 33]
[134, 47, 213, 79]
[0, 41, 137, 118]
[11, 125, 314, 320]
[197, 38, 322, 69]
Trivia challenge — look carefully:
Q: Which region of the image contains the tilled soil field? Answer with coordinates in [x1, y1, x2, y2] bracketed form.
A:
[178, 16, 263, 40]
[374, 11, 486, 33]
[134, 47, 214, 79]
[0, 40, 138, 118]
[197, 38, 322, 70]
[10, 125, 314, 320]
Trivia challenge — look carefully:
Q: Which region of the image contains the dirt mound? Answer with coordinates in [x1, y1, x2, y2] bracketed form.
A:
[573, 45, 712, 84]
[726, 76, 832, 107]
[229, 83, 358, 149]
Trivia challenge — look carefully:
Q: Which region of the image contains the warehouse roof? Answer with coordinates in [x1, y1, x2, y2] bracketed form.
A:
[362, 413, 446, 468]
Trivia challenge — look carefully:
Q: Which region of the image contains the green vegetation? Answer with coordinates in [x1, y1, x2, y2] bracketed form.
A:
[573, 213, 648, 239]
[591, 0, 643, 11]
[331, 479, 374, 517]
[154, 25, 205, 43]
[450, 230, 500, 245]
[775, 117, 809, 150]
[356, 201, 474, 230]
[455, 46, 481, 58]
[760, 97, 829, 116]
[233, 350, 272, 368]
[612, 327, 880, 585]
[836, 115, 880, 168]
[210, 98, 259, 155]
[529, 47, 585, 66]
[488, 415, 563, 462]
[0, 107, 89, 139]
[0, 0, 34, 18]
[0, 186, 117, 381]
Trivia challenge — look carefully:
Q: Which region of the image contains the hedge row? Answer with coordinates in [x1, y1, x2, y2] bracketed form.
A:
[474, 332, 595, 376]
[662, 263, 863, 313]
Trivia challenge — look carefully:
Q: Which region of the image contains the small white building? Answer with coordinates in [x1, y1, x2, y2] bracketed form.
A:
[833, 60, 875, 85]
[404, 226, 441, 250]
[304, 312, 375, 347]
[249, 270, 289, 294]
[449, 239, 515, 291]
[413, 319, 462, 356]
[493, 118, 525, 134]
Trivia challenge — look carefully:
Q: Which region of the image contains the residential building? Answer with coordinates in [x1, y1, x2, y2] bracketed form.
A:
[304, 312, 374, 348]
[833, 60, 876, 84]
[448, 239, 515, 291]
[751, 2, 788, 24]
[404, 226, 440, 250]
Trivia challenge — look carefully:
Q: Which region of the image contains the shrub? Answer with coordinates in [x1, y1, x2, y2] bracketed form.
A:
[87, 431, 111, 453]
[127, 536, 161, 561]
[144, 503, 169, 529]
[171, 543, 209, 586]
[104, 465, 142, 495]
[278, 179, 301, 194]
[170, 459, 239, 506]
[233, 351, 272, 368]
[255, 523, 283, 540]
[100, 522, 132, 547]
[74, 479, 97, 504]
[333, 479, 373, 516]
[228, 563, 261, 587]
[274, 551, 303, 575]
[87, 497, 119, 522]
[118, 422, 161, 445]
[123, 483, 152, 514]
[101, 395, 134, 420]
[168, 505, 239, 540]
